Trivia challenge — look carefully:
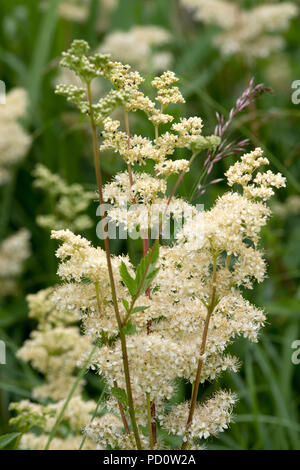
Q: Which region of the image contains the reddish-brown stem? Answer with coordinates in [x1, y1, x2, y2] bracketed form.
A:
[124, 109, 151, 298]
[87, 85, 142, 450]
[143, 236, 151, 300]
[122, 113, 199, 448]
[168, 151, 198, 206]
[151, 402, 157, 447]
[167, 173, 184, 207]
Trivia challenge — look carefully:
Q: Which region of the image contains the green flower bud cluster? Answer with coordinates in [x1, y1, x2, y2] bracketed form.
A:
[33, 164, 95, 233]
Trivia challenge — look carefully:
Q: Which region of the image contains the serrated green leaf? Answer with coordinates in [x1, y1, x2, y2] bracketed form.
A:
[120, 262, 136, 297]
[0, 432, 21, 450]
[111, 387, 128, 408]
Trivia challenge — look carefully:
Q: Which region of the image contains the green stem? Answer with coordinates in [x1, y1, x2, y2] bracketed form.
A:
[123, 109, 149, 268]
[225, 254, 232, 270]
[94, 281, 102, 315]
[87, 84, 142, 450]
[189, 161, 209, 202]
[121, 239, 159, 327]
[114, 380, 130, 435]
[78, 386, 106, 450]
[167, 152, 198, 207]
[45, 343, 98, 450]
[122, 151, 200, 327]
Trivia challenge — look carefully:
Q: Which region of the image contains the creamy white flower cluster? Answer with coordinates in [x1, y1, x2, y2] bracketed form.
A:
[100, 26, 172, 73]
[0, 88, 31, 184]
[272, 195, 300, 218]
[48, 149, 285, 448]
[0, 229, 30, 297]
[85, 414, 145, 450]
[181, 0, 298, 59]
[10, 397, 96, 450]
[10, 285, 97, 449]
[225, 147, 286, 200]
[46, 0, 118, 30]
[55, 24, 172, 98]
[162, 391, 237, 440]
[17, 286, 93, 403]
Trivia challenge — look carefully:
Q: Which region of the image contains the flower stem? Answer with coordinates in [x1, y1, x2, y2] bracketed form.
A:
[94, 281, 102, 315]
[114, 380, 130, 435]
[123, 108, 149, 263]
[78, 386, 106, 450]
[87, 84, 142, 450]
[181, 252, 218, 450]
[45, 343, 98, 450]
[167, 152, 198, 207]
[151, 401, 157, 447]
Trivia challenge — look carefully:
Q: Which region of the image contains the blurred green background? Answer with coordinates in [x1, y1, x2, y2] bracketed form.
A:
[0, 0, 299, 450]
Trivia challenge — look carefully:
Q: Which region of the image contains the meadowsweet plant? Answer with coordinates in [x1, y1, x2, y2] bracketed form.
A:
[0, 229, 30, 298]
[33, 164, 95, 232]
[45, 0, 118, 29]
[12, 40, 286, 450]
[0, 88, 31, 185]
[9, 287, 97, 450]
[0, 88, 31, 301]
[180, 0, 298, 60]
[100, 25, 172, 73]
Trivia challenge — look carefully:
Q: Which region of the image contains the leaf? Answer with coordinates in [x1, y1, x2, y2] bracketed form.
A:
[0, 432, 21, 450]
[141, 267, 160, 295]
[27, 0, 60, 124]
[135, 243, 159, 297]
[119, 262, 136, 297]
[122, 321, 137, 336]
[131, 306, 149, 314]
[121, 298, 130, 312]
[111, 387, 128, 408]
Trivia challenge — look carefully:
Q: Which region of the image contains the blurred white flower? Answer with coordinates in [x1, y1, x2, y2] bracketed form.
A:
[100, 25, 172, 72]
[0, 229, 30, 297]
[181, 0, 298, 60]
[0, 88, 31, 184]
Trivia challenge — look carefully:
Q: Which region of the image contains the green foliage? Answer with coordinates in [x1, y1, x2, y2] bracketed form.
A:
[189, 135, 221, 153]
[120, 243, 159, 300]
[60, 40, 109, 84]
[0, 432, 21, 450]
[122, 321, 137, 336]
[119, 263, 136, 297]
[111, 387, 128, 408]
